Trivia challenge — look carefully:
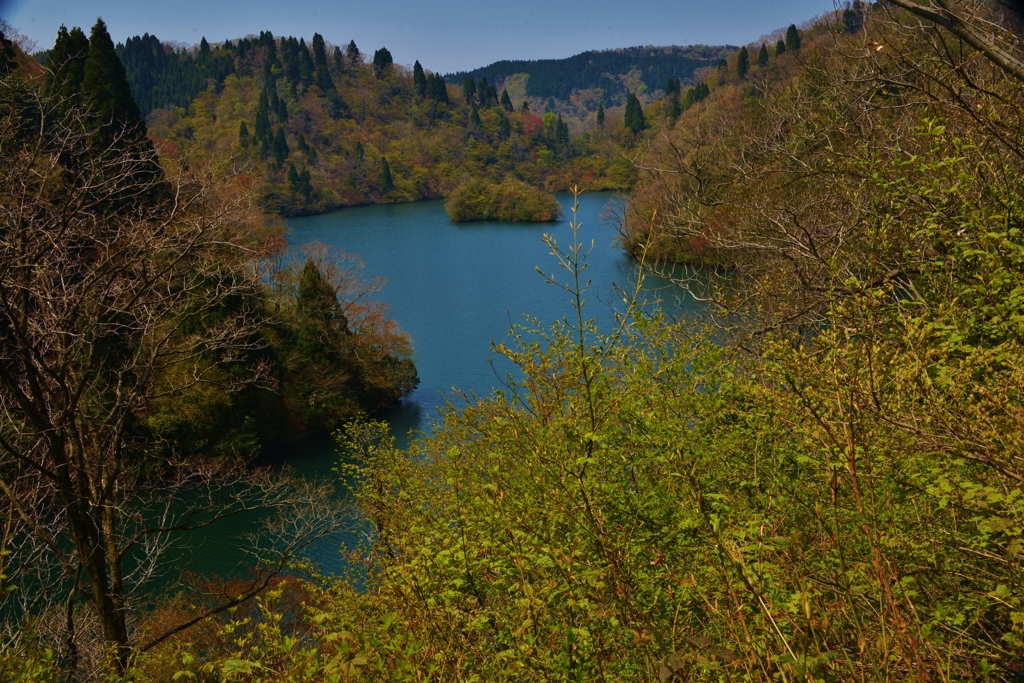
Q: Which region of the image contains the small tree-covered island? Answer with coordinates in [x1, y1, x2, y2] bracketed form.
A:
[3, 0, 1024, 679]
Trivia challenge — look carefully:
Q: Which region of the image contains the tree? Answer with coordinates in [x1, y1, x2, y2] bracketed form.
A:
[311, 32, 335, 95]
[372, 47, 393, 78]
[0, 28, 14, 78]
[736, 46, 750, 78]
[346, 40, 360, 67]
[238, 119, 250, 148]
[45, 25, 89, 104]
[427, 73, 449, 103]
[776, 38, 786, 56]
[624, 92, 645, 133]
[555, 114, 569, 146]
[379, 156, 393, 194]
[596, 101, 604, 127]
[254, 88, 270, 140]
[272, 126, 289, 166]
[470, 106, 481, 127]
[331, 45, 344, 75]
[0, 77, 345, 676]
[462, 76, 476, 104]
[758, 42, 769, 67]
[785, 24, 801, 51]
[500, 89, 513, 112]
[413, 60, 427, 97]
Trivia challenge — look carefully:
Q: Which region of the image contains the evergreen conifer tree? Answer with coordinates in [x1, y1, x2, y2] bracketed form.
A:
[255, 89, 270, 139]
[0, 29, 16, 78]
[737, 46, 749, 78]
[462, 77, 476, 104]
[332, 45, 344, 75]
[379, 156, 393, 194]
[372, 47, 393, 78]
[199, 37, 210, 58]
[413, 61, 427, 97]
[497, 111, 511, 139]
[238, 120, 250, 148]
[776, 39, 786, 56]
[45, 25, 90, 105]
[312, 33, 336, 94]
[521, 100, 530, 112]
[272, 126, 289, 166]
[786, 24, 801, 51]
[556, 114, 569, 146]
[596, 101, 604, 127]
[277, 96, 289, 123]
[758, 43, 769, 67]
[288, 162, 300, 191]
[500, 89, 513, 112]
[545, 97, 555, 113]
[624, 92, 645, 134]
[346, 40, 360, 67]
[81, 20, 153, 154]
[470, 107, 481, 127]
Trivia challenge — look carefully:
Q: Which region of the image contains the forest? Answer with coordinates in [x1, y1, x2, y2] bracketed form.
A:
[445, 44, 733, 103]
[3, 0, 1024, 680]
[101, 29, 643, 217]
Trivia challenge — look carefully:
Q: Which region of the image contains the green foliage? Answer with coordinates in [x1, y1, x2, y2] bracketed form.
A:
[785, 24, 801, 51]
[447, 44, 732, 102]
[596, 100, 604, 126]
[412, 60, 426, 97]
[444, 178, 562, 222]
[372, 47, 393, 79]
[775, 38, 786, 56]
[758, 42, 769, 66]
[378, 156, 393, 194]
[736, 46, 749, 78]
[624, 91, 645, 133]
[142, 31, 637, 216]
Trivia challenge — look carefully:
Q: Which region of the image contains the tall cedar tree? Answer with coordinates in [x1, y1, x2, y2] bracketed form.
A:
[311, 33, 335, 94]
[462, 76, 476, 104]
[596, 101, 605, 127]
[736, 46, 749, 78]
[238, 120, 249, 148]
[501, 89, 513, 111]
[758, 43, 769, 66]
[372, 47, 393, 79]
[379, 157, 394, 194]
[45, 26, 89, 105]
[776, 38, 786, 56]
[413, 61, 427, 97]
[80, 20, 162, 200]
[624, 92, 645, 133]
[272, 126, 288, 167]
[346, 40, 359, 66]
[785, 24, 801, 51]
[0, 29, 15, 77]
[332, 45, 344, 75]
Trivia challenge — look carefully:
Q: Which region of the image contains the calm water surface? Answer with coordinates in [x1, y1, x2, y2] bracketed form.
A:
[180, 192, 700, 577]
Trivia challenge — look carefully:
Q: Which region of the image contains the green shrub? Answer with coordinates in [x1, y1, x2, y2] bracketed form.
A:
[445, 178, 562, 222]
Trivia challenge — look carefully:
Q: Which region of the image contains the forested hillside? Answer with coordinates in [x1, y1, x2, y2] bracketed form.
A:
[112, 30, 640, 216]
[446, 44, 732, 104]
[7, 1, 1024, 680]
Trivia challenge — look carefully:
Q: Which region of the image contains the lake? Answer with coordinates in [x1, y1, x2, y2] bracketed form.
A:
[180, 192, 702, 577]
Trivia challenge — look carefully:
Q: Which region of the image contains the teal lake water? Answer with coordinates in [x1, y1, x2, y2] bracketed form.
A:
[177, 192, 701, 578]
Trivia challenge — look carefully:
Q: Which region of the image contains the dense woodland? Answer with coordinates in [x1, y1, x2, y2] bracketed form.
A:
[4, 0, 1024, 680]
[104, 30, 644, 217]
[446, 44, 733, 103]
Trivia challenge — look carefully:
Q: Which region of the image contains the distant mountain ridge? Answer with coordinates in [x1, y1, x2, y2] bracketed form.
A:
[445, 45, 735, 103]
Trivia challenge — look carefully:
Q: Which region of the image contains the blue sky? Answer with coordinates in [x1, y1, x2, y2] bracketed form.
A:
[1, 0, 838, 73]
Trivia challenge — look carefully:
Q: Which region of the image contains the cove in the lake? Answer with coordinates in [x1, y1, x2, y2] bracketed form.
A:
[177, 192, 703, 577]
